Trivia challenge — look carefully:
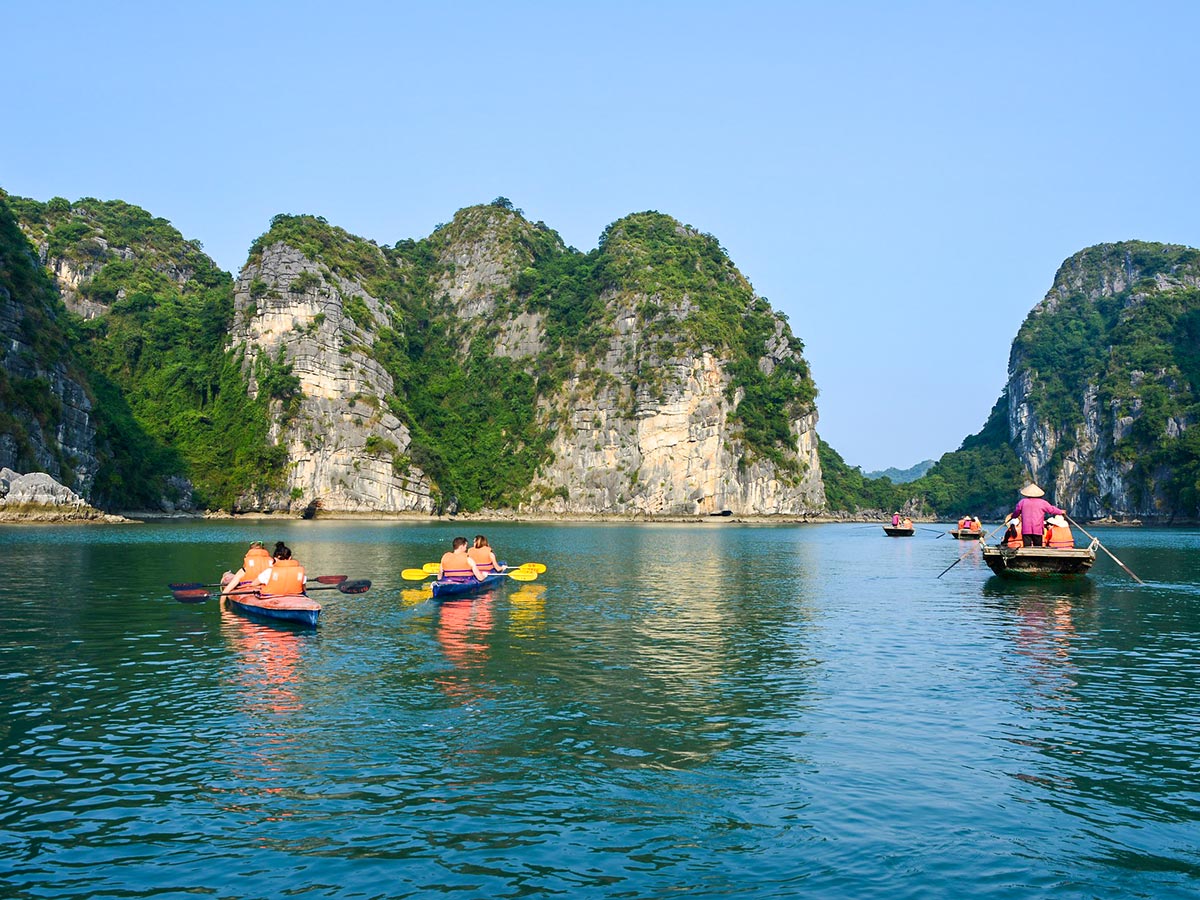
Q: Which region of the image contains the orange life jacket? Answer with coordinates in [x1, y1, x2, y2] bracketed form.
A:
[1003, 528, 1022, 548]
[261, 558, 306, 596]
[243, 547, 272, 581]
[467, 547, 495, 574]
[441, 550, 477, 583]
[1044, 524, 1074, 549]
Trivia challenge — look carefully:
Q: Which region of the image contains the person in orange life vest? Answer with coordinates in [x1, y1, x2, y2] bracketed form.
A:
[1043, 515, 1075, 549]
[440, 536, 485, 583]
[222, 540, 274, 595]
[1001, 517, 1023, 548]
[1007, 483, 1066, 547]
[901, 517, 913, 529]
[467, 534, 506, 576]
[257, 541, 306, 596]
[971, 517, 982, 532]
[958, 515, 970, 531]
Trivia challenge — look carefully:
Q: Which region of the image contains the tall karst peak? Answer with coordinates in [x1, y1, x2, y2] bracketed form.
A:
[1005, 240, 1200, 520]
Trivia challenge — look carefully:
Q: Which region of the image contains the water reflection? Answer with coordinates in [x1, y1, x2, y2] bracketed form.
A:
[1, 522, 1198, 899]
[219, 603, 305, 715]
[434, 595, 496, 703]
[507, 583, 547, 637]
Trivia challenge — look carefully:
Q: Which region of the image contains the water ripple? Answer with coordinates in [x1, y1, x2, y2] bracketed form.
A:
[1, 522, 1198, 898]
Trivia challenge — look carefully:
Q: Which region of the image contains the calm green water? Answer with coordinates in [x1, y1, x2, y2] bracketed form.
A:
[1, 521, 1198, 899]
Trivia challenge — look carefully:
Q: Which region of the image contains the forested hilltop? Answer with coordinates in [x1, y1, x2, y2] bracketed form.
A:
[822, 241, 1200, 522]
[3, 187, 1197, 520]
[0, 192, 824, 516]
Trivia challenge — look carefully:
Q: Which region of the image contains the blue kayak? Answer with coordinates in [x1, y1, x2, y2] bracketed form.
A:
[225, 592, 321, 627]
[431, 571, 506, 599]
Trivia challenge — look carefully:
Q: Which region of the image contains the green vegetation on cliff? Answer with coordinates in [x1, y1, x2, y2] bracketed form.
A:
[1013, 241, 1200, 514]
[0, 194, 80, 480]
[820, 398, 1024, 518]
[5, 194, 287, 508]
[254, 203, 819, 511]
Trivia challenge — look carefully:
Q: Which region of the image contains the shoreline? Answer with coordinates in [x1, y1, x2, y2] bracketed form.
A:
[0, 509, 1169, 527]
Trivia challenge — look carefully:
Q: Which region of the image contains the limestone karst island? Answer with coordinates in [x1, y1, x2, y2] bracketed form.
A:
[2, 189, 1198, 523]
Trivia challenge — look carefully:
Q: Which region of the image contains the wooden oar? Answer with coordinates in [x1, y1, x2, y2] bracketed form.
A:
[1066, 516, 1144, 584]
[172, 579, 370, 603]
[936, 524, 1005, 578]
[168, 574, 347, 591]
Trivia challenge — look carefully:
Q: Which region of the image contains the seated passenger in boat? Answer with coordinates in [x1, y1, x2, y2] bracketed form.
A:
[1043, 515, 1075, 549]
[468, 534, 506, 576]
[441, 536, 486, 583]
[901, 517, 913, 529]
[1001, 518, 1022, 548]
[971, 517, 982, 532]
[257, 542, 306, 596]
[222, 540, 274, 595]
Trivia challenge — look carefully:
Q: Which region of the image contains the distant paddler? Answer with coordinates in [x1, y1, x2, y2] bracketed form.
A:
[1005, 484, 1066, 548]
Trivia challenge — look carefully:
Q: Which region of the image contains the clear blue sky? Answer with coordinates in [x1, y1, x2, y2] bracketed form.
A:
[6, 1, 1199, 471]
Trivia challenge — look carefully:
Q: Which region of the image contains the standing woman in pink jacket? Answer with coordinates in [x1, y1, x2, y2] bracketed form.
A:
[1006, 484, 1066, 547]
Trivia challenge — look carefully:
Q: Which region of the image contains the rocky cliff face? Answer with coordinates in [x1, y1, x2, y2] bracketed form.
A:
[526, 301, 824, 516]
[0, 200, 100, 495]
[230, 241, 435, 513]
[0, 289, 99, 493]
[430, 208, 825, 516]
[1006, 242, 1200, 520]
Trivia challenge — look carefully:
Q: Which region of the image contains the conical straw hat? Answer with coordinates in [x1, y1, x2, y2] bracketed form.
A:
[1019, 483, 1044, 498]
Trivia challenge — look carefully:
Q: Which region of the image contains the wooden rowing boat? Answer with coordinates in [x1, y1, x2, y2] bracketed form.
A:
[981, 539, 1099, 578]
[950, 529, 983, 540]
[883, 526, 914, 537]
[225, 592, 321, 627]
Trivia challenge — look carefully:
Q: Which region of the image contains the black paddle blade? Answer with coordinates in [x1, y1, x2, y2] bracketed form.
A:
[336, 579, 371, 594]
[173, 589, 211, 603]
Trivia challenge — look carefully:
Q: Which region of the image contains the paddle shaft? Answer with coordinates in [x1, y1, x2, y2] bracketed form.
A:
[1066, 516, 1144, 584]
[936, 524, 1005, 578]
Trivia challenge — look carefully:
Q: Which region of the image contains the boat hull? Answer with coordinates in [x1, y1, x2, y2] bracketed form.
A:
[950, 529, 983, 540]
[226, 593, 321, 626]
[432, 571, 506, 599]
[981, 541, 1098, 578]
[883, 527, 914, 537]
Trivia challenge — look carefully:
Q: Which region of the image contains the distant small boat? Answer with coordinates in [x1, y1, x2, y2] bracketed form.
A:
[950, 529, 983, 540]
[883, 526, 915, 537]
[981, 540, 1099, 578]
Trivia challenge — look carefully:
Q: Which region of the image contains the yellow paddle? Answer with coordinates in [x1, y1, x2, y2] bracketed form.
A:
[420, 561, 546, 574]
[401, 568, 539, 582]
